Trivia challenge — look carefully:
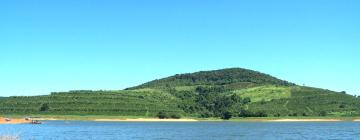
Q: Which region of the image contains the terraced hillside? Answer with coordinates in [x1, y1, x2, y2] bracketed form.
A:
[248, 86, 360, 117]
[1, 68, 359, 118]
[0, 90, 183, 116]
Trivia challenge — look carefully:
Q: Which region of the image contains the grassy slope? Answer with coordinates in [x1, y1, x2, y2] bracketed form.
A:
[0, 90, 184, 116]
[248, 86, 360, 117]
[233, 85, 291, 102]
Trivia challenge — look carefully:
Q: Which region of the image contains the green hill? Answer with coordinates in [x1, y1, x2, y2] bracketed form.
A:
[1, 68, 359, 119]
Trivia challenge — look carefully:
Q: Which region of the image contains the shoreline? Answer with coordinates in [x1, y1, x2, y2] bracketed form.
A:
[2, 116, 360, 124]
[0, 117, 31, 124]
[94, 118, 198, 122]
[266, 119, 342, 122]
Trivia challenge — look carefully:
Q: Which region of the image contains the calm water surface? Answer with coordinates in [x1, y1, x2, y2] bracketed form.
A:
[1, 121, 360, 140]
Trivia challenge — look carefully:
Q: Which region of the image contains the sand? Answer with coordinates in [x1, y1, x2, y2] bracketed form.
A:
[0, 117, 31, 124]
[3, 116, 358, 124]
[95, 118, 198, 122]
[268, 119, 342, 122]
[35, 118, 58, 121]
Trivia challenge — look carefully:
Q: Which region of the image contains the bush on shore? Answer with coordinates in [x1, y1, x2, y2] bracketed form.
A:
[221, 111, 232, 120]
[157, 111, 182, 119]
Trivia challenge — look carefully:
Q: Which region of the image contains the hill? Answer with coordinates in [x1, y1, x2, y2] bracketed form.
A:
[0, 68, 359, 119]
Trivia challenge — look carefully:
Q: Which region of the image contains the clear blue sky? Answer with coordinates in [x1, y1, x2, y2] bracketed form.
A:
[1, 0, 359, 96]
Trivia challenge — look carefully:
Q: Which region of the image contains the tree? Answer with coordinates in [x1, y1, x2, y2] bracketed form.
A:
[243, 97, 251, 104]
[274, 113, 281, 117]
[170, 113, 181, 119]
[255, 111, 267, 117]
[230, 94, 242, 103]
[339, 104, 346, 108]
[260, 99, 266, 105]
[289, 113, 298, 117]
[239, 109, 253, 117]
[221, 111, 232, 120]
[157, 111, 168, 119]
[319, 111, 327, 116]
[39, 103, 49, 112]
[302, 113, 308, 116]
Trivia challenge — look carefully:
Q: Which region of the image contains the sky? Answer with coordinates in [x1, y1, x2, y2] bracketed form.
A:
[0, 0, 359, 96]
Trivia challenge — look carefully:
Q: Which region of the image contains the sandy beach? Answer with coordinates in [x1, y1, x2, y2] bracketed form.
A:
[30, 117, 198, 122]
[0, 117, 31, 124]
[3, 116, 360, 124]
[94, 118, 198, 122]
[35, 118, 59, 121]
[268, 119, 342, 122]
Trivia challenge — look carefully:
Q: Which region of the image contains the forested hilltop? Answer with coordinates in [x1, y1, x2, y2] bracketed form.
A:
[1, 68, 359, 119]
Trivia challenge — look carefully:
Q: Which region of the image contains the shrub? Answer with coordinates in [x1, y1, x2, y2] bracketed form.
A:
[260, 99, 266, 105]
[255, 111, 267, 117]
[274, 113, 281, 117]
[239, 109, 253, 117]
[243, 97, 251, 104]
[339, 104, 346, 108]
[319, 111, 327, 116]
[39, 103, 49, 112]
[289, 113, 298, 117]
[221, 111, 232, 120]
[157, 111, 168, 119]
[200, 112, 213, 118]
[170, 113, 181, 119]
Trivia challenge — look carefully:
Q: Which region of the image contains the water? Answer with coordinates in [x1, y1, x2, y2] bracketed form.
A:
[1, 121, 360, 140]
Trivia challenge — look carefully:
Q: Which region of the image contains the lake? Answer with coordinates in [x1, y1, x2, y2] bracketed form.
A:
[1, 121, 360, 140]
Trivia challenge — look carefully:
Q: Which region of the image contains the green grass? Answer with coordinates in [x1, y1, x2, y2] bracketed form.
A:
[233, 85, 291, 102]
[174, 86, 197, 91]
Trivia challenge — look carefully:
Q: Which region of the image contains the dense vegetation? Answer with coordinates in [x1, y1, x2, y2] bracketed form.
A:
[129, 68, 295, 89]
[1, 68, 359, 119]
